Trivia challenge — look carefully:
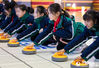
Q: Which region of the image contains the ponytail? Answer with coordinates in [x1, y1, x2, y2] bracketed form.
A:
[95, 11, 99, 25]
[61, 9, 70, 18]
[27, 7, 34, 14]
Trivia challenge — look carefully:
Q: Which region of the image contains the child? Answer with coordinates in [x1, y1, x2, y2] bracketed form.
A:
[4, 4, 34, 37]
[58, 10, 99, 62]
[22, 3, 75, 50]
[0, 1, 17, 31]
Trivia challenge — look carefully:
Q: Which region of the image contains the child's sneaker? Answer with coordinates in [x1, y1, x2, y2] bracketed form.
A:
[95, 59, 99, 62]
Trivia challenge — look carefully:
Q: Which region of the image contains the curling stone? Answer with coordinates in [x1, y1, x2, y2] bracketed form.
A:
[0, 35, 9, 42]
[71, 59, 89, 68]
[8, 39, 20, 47]
[22, 46, 36, 55]
[52, 52, 68, 62]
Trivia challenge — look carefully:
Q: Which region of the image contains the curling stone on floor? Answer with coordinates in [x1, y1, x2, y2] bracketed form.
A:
[22, 46, 36, 55]
[0, 35, 9, 42]
[52, 52, 68, 62]
[71, 59, 89, 68]
[8, 39, 20, 47]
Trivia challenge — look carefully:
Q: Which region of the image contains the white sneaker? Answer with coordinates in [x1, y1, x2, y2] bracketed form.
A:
[95, 59, 99, 62]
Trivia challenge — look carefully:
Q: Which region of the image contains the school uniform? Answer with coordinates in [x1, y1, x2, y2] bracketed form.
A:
[7, 12, 34, 35]
[64, 25, 99, 61]
[16, 16, 49, 41]
[0, 8, 16, 30]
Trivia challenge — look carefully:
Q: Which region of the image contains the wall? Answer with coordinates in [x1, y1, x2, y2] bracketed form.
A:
[62, 0, 93, 11]
[31, 0, 54, 8]
[93, 0, 99, 11]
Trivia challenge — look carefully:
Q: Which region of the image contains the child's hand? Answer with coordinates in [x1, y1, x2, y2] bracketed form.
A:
[0, 29, 2, 31]
[4, 33, 11, 38]
[60, 38, 68, 44]
[74, 56, 85, 63]
[58, 49, 65, 53]
[26, 43, 35, 49]
[39, 28, 43, 33]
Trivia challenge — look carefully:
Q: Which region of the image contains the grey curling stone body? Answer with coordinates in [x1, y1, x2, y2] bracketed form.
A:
[8, 44, 20, 47]
[0, 39, 9, 42]
[22, 50, 36, 55]
[52, 56, 68, 62]
[71, 64, 89, 68]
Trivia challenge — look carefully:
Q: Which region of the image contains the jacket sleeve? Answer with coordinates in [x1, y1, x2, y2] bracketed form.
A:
[8, 21, 24, 35]
[64, 27, 91, 53]
[54, 18, 74, 40]
[16, 22, 38, 41]
[4, 16, 18, 33]
[33, 23, 54, 45]
[0, 17, 11, 30]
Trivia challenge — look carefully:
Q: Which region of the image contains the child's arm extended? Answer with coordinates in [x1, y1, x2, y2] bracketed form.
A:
[58, 27, 90, 53]
[81, 37, 99, 61]
[33, 23, 54, 45]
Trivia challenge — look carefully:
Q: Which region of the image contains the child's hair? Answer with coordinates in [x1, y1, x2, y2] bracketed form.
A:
[36, 6, 47, 15]
[4, 0, 17, 10]
[62, 9, 70, 18]
[83, 10, 99, 25]
[2, 0, 9, 5]
[48, 3, 70, 17]
[15, 4, 27, 11]
[27, 7, 34, 14]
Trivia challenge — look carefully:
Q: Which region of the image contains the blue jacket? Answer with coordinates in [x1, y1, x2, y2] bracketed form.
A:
[8, 15, 35, 35]
[16, 16, 49, 41]
[33, 15, 74, 45]
[0, 8, 16, 30]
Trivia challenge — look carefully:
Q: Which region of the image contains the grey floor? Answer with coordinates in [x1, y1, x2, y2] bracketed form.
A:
[0, 42, 99, 68]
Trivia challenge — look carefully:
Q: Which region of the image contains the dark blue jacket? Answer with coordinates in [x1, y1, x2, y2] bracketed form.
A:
[33, 15, 73, 45]
[0, 8, 16, 30]
[64, 27, 98, 53]
[8, 15, 35, 35]
[16, 16, 49, 41]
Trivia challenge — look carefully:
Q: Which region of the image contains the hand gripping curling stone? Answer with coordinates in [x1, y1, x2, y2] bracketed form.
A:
[8, 39, 20, 47]
[22, 46, 36, 55]
[71, 59, 89, 68]
[52, 52, 68, 62]
[0, 33, 4, 36]
[0, 35, 9, 42]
